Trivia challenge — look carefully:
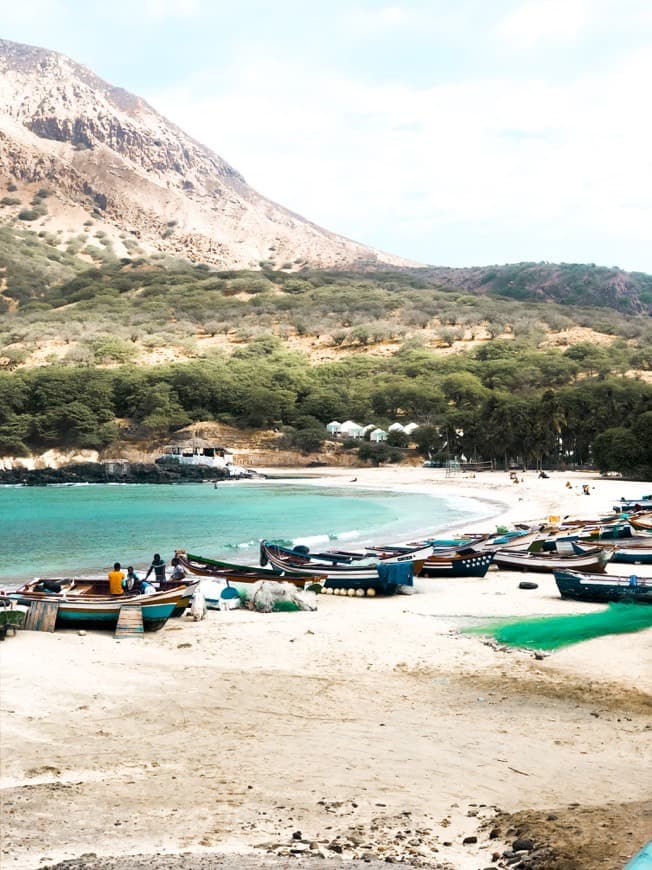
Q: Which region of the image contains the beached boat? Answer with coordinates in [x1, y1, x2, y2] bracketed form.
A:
[259, 540, 423, 594]
[572, 536, 652, 565]
[613, 496, 652, 513]
[628, 511, 652, 531]
[17, 575, 199, 617]
[175, 550, 326, 589]
[493, 543, 613, 573]
[7, 580, 197, 630]
[553, 569, 652, 603]
[420, 547, 496, 578]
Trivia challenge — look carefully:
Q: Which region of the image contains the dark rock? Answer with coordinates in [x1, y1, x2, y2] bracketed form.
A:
[489, 828, 501, 839]
[462, 836, 478, 845]
[292, 831, 302, 840]
[513, 837, 534, 851]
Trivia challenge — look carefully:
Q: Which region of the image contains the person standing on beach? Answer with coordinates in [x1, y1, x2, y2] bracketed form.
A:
[108, 562, 125, 595]
[144, 553, 166, 586]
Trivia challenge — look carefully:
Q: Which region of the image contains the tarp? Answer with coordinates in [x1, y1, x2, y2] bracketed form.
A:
[377, 560, 414, 587]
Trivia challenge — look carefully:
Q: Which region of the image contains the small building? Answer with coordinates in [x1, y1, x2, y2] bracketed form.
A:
[340, 420, 365, 439]
[370, 428, 388, 443]
[157, 440, 234, 469]
[404, 423, 420, 435]
[326, 421, 342, 435]
[388, 423, 406, 433]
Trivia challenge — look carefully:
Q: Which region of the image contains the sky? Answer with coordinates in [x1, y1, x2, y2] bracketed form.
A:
[2, 0, 652, 272]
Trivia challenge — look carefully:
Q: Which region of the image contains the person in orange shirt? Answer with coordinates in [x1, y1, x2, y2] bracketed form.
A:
[108, 562, 126, 595]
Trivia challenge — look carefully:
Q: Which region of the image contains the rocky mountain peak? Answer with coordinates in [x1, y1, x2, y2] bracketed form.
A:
[0, 38, 413, 270]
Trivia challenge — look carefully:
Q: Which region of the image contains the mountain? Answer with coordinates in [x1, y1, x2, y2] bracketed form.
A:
[0, 38, 412, 271]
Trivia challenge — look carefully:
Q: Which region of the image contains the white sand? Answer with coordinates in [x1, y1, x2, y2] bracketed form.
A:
[1, 469, 651, 870]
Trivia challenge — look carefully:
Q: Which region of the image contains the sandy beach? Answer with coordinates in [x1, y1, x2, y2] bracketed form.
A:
[1, 468, 651, 870]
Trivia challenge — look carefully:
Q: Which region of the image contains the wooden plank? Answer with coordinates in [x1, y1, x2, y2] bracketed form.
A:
[24, 600, 59, 632]
[114, 604, 144, 639]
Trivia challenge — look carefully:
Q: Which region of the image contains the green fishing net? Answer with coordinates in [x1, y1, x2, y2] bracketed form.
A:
[466, 604, 652, 650]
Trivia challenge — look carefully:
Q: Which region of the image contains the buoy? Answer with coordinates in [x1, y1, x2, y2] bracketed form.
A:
[355, 588, 365, 597]
[366, 588, 376, 597]
[324, 587, 333, 595]
[347, 588, 355, 597]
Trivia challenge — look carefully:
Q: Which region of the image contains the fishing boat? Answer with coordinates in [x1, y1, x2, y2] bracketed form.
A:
[613, 496, 652, 513]
[17, 575, 199, 617]
[571, 536, 652, 565]
[175, 550, 326, 590]
[493, 542, 614, 573]
[420, 547, 496, 578]
[259, 540, 425, 594]
[628, 511, 652, 531]
[553, 569, 652, 603]
[7, 580, 197, 630]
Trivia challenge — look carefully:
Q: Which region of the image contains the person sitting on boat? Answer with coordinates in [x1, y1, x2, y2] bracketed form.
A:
[124, 566, 140, 593]
[144, 553, 166, 586]
[169, 556, 186, 582]
[108, 562, 125, 596]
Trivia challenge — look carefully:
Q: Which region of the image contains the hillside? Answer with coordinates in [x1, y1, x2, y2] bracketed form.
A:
[422, 262, 652, 316]
[0, 38, 412, 271]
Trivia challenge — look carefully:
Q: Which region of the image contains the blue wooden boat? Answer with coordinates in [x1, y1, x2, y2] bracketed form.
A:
[7, 579, 197, 631]
[259, 540, 423, 595]
[553, 569, 652, 604]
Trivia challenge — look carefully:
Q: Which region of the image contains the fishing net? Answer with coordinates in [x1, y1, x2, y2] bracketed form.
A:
[466, 603, 652, 650]
[244, 580, 318, 613]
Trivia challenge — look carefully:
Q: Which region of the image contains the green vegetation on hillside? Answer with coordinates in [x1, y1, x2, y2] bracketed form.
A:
[0, 337, 650, 477]
[1, 228, 651, 477]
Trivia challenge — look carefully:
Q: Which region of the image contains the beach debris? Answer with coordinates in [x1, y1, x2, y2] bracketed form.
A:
[243, 580, 318, 613]
[518, 581, 539, 590]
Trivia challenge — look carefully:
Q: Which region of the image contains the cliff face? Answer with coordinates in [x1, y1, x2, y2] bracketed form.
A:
[0, 39, 413, 270]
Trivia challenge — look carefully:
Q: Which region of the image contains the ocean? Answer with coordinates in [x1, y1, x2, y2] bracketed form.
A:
[0, 480, 497, 583]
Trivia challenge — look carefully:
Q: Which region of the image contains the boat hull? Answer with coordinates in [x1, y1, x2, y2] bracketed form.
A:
[554, 570, 652, 604]
[421, 550, 495, 578]
[493, 548, 611, 573]
[7, 581, 197, 631]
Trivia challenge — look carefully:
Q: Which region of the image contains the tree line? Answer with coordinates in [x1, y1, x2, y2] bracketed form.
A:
[0, 336, 650, 478]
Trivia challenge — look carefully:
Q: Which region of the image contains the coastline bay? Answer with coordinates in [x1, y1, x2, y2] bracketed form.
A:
[0, 480, 494, 583]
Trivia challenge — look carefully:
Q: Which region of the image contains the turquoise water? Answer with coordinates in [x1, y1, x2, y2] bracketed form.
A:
[0, 482, 495, 583]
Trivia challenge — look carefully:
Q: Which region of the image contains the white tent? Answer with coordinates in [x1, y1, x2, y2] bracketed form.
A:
[340, 420, 365, 439]
[388, 422, 405, 432]
[404, 423, 419, 435]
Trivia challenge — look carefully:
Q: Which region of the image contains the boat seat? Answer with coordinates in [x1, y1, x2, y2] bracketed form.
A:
[70, 584, 93, 595]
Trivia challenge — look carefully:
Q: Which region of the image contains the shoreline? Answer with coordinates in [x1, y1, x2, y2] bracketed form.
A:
[1, 466, 651, 870]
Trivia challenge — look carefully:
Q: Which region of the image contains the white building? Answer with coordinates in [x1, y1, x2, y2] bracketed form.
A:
[157, 441, 234, 470]
[339, 420, 365, 439]
[370, 428, 388, 442]
[326, 421, 342, 435]
[388, 423, 406, 433]
[404, 423, 420, 435]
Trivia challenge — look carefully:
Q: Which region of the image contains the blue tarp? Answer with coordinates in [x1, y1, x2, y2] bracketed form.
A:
[377, 560, 414, 587]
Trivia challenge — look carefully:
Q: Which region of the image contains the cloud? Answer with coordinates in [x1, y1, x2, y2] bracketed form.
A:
[141, 0, 202, 17]
[149, 39, 652, 267]
[494, 0, 590, 47]
[0, 0, 63, 24]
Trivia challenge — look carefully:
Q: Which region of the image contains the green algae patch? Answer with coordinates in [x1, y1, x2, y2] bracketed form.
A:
[465, 604, 652, 650]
